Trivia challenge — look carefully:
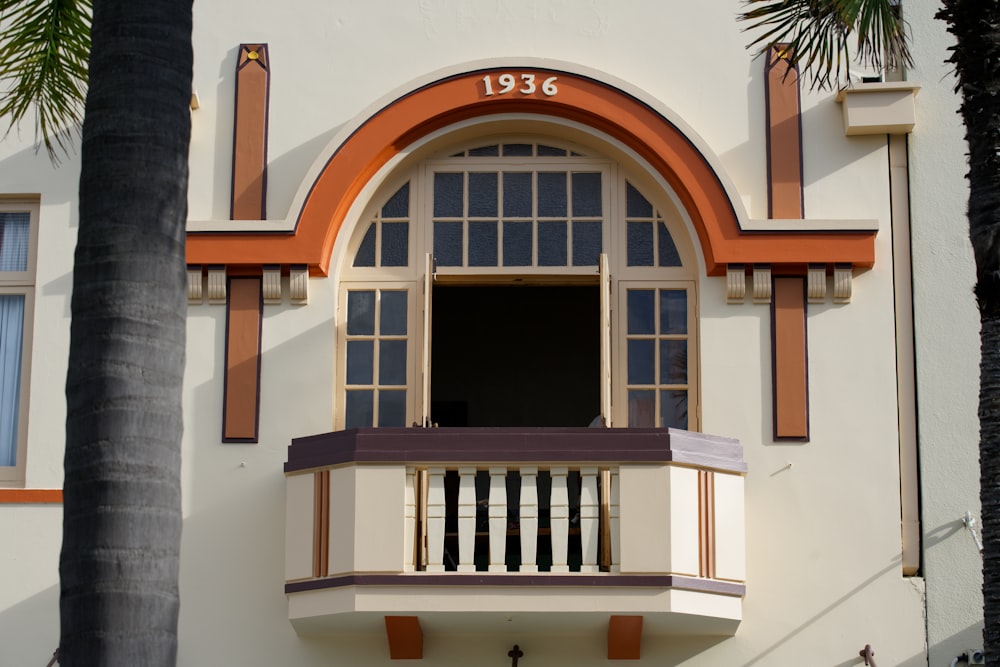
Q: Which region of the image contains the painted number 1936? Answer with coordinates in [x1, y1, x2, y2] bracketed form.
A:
[482, 73, 558, 97]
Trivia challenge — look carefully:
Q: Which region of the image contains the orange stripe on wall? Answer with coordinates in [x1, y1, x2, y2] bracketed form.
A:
[772, 277, 809, 439]
[223, 278, 263, 441]
[765, 46, 804, 219]
[231, 44, 270, 220]
[187, 68, 875, 276]
[0, 489, 63, 503]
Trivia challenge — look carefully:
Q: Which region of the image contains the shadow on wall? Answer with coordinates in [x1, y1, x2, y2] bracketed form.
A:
[0, 583, 59, 667]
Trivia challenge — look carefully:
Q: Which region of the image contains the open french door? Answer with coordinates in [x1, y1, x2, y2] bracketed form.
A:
[421, 253, 433, 427]
[600, 253, 612, 427]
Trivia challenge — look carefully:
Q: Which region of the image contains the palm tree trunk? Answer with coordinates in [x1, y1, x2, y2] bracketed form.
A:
[59, 1, 192, 664]
[938, 1, 1000, 662]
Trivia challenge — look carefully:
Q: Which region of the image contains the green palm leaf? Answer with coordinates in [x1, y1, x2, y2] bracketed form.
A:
[739, 0, 912, 90]
[0, 0, 92, 161]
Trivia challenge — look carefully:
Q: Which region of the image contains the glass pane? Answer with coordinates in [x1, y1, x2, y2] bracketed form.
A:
[628, 390, 655, 427]
[627, 222, 654, 266]
[659, 340, 688, 384]
[503, 143, 532, 156]
[346, 340, 374, 384]
[660, 390, 688, 429]
[627, 290, 655, 334]
[381, 182, 410, 218]
[347, 291, 375, 335]
[434, 221, 464, 266]
[571, 172, 602, 216]
[537, 172, 567, 217]
[380, 291, 408, 335]
[0, 294, 23, 466]
[469, 221, 498, 266]
[345, 390, 374, 429]
[381, 222, 409, 267]
[503, 172, 532, 217]
[626, 182, 653, 217]
[469, 172, 498, 217]
[469, 144, 500, 156]
[379, 390, 407, 426]
[538, 221, 567, 266]
[537, 144, 566, 156]
[659, 290, 687, 335]
[627, 339, 655, 385]
[572, 221, 601, 266]
[434, 173, 463, 217]
[353, 223, 376, 267]
[658, 222, 682, 267]
[379, 340, 407, 385]
[0, 213, 29, 272]
[503, 221, 532, 266]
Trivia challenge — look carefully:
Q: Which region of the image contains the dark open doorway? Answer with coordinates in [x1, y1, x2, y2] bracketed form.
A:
[431, 284, 600, 427]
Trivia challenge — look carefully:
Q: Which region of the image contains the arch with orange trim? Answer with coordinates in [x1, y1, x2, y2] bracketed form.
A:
[186, 67, 875, 277]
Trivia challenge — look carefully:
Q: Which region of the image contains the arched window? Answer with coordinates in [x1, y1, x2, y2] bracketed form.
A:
[338, 139, 698, 430]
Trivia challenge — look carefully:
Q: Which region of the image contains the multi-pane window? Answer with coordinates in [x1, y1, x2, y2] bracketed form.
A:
[338, 141, 697, 431]
[343, 288, 410, 428]
[0, 203, 36, 485]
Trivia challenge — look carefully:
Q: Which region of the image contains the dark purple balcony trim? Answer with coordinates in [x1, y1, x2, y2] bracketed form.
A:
[285, 427, 745, 474]
[284, 573, 745, 597]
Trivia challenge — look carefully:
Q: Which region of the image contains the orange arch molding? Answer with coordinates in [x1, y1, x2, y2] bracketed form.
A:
[186, 68, 875, 277]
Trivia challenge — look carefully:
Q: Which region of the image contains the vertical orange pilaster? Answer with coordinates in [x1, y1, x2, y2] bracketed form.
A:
[223, 278, 262, 442]
[772, 277, 809, 440]
[765, 45, 804, 219]
[231, 44, 270, 220]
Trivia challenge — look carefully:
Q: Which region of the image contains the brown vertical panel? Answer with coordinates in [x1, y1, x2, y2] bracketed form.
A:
[223, 278, 263, 441]
[772, 277, 809, 439]
[385, 616, 423, 660]
[765, 46, 804, 219]
[607, 615, 643, 660]
[698, 471, 716, 579]
[231, 44, 270, 220]
[313, 470, 330, 578]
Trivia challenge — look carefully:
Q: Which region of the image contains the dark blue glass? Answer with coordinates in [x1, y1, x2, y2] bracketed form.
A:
[538, 221, 567, 266]
[503, 172, 532, 217]
[627, 290, 655, 335]
[380, 291, 408, 335]
[659, 290, 687, 335]
[627, 222, 654, 266]
[572, 221, 601, 266]
[434, 173, 464, 217]
[353, 224, 376, 267]
[379, 391, 407, 426]
[627, 339, 655, 385]
[434, 222, 463, 266]
[626, 182, 653, 217]
[503, 221, 532, 266]
[381, 222, 409, 267]
[537, 172, 567, 217]
[657, 222, 682, 267]
[469, 172, 498, 217]
[346, 340, 374, 384]
[628, 390, 655, 427]
[345, 390, 374, 429]
[381, 182, 410, 218]
[347, 291, 375, 335]
[469, 144, 500, 156]
[469, 221, 498, 266]
[572, 172, 602, 216]
[659, 340, 687, 384]
[537, 144, 566, 156]
[379, 340, 407, 386]
[503, 143, 532, 156]
[661, 390, 688, 429]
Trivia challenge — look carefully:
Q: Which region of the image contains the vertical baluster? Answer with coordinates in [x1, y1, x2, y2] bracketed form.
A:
[457, 467, 477, 572]
[488, 467, 508, 572]
[404, 467, 416, 572]
[579, 467, 599, 573]
[426, 467, 446, 572]
[520, 467, 539, 573]
[610, 469, 621, 572]
[550, 467, 570, 573]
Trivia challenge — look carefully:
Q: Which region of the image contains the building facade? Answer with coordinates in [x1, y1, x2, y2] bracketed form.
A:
[0, 1, 984, 665]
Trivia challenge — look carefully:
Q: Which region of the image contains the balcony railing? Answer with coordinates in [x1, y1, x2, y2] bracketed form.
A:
[284, 427, 746, 638]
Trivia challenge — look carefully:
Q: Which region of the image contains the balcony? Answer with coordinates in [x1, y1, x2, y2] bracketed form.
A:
[284, 428, 746, 653]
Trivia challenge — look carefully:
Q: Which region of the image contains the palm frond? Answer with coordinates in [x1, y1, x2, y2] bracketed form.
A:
[0, 0, 92, 162]
[738, 0, 912, 91]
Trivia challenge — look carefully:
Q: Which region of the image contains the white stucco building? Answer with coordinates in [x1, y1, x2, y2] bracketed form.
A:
[0, 2, 984, 665]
